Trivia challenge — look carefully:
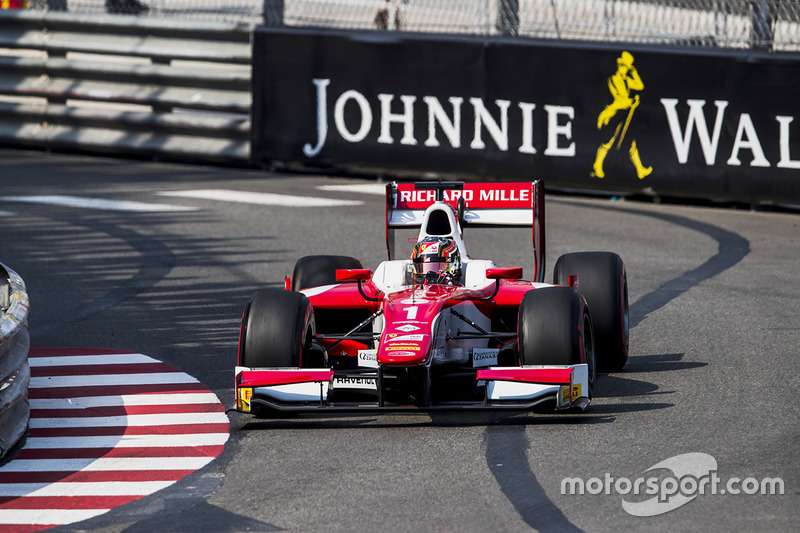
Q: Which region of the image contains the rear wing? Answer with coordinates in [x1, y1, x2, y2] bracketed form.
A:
[385, 181, 546, 283]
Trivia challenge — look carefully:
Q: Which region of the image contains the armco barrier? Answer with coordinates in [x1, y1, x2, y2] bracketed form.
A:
[0, 262, 30, 459]
[251, 27, 800, 206]
[0, 11, 251, 162]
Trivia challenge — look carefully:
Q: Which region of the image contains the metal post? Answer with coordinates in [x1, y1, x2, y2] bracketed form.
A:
[750, 0, 774, 51]
[263, 0, 284, 26]
[497, 0, 519, 37]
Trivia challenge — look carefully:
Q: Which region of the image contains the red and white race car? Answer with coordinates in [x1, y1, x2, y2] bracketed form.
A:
[235, 181, 628, 415]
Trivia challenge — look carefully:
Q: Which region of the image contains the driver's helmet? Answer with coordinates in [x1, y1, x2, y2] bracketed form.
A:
[411, 237, 461, 285]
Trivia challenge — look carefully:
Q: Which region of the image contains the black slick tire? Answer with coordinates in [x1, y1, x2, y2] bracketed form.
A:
[291, 255, 363, 291]
[517, 286, 595, 394]
[238, 288, 315, 369]
[553, 252, 629, 372]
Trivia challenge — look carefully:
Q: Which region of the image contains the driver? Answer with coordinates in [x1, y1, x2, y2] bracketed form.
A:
[411, 237, 462, 286]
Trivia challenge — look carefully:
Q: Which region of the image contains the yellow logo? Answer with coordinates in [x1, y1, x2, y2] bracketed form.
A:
[572, 383, 582, 401]
[561, 385, 571, 404]
[560, 383, 583, 405]
[237, 387, 252, 412]
[593, 51, 653, 180]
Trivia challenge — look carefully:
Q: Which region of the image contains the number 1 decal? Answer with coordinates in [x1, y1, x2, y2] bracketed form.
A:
[403, 307, 418, 320]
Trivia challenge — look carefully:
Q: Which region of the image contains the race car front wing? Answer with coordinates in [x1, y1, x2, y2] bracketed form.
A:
[235, 364, 590, 413]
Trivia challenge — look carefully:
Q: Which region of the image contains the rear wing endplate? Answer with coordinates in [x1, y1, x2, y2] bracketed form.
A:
[385, 181, 546, 283]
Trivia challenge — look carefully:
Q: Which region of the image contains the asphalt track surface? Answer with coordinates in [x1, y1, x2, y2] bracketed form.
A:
[0, 148, 797, 532]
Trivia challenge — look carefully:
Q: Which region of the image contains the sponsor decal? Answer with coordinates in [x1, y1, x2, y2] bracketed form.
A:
[306, 76, 800, 178]
[358, 349, 379, 369]
[560, 385, 571, 405]
[560, 383, 583, 405]
[302, 79, 576, 165]
[472, 348, 499, 368]
[333, 376, 377, 390]
[253, 38, 800, 205]
[385, 351, 417, 356]
[592, 51, 652, 180]
[386, 345, 422, 351]
[385, 342, 421, 347]
[389, 334, 425, 342]
[418, 242, 439, 254]
[398, 185, 531, 207]
[237, 387, 253, 412]
[400, 298, 429, 304]
[396, 324, 421, 332]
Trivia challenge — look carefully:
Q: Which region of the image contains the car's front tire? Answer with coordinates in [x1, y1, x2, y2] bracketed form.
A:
[238, 288, 315, 369]
[553, 252, 628, 372]
[517, 286, 595, 395]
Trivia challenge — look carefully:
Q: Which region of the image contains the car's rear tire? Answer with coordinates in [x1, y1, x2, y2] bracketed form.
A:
[292, 255, 363, 291]
[238, 289, 315, 369]
[517, 286, 595, 394]
[553, 252, 629, 373]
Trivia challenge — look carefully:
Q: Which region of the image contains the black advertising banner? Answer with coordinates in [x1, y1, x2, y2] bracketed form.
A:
[252, 27, 800, 204]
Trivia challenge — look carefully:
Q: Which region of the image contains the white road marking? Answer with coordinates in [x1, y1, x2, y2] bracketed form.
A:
[28, 411, 229, 428]
[0, 481, 176, 498]
[30, 392, 221, 409]
[316, 183, 388, 195]
[157, 188, 363, 207]
[28, 353, 158, 367]
[3, 457, 215, 472]
[0, 509, 110, 526]
[22, 433, 230, 449]
[3, 195, 197, 212]
[30, 372, 198, 388]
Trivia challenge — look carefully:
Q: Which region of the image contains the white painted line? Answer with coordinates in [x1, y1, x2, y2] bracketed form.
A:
[157, 188, 363, 207]
[0, 481, 176, 497]
[30, 392, 222, 410]
[2, 457, 215, 472]
[316, 183, 388, 195]
[28, 353, 158, 367]
[0, 509, 110, 526]
[30, 372, 199, 388]
[23, 433, 230, 449]
[29, 411, 230, 429]
[3, 195, 197, 212]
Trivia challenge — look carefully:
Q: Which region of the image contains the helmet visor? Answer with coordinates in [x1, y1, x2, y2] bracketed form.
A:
[415, 261, 450, 276]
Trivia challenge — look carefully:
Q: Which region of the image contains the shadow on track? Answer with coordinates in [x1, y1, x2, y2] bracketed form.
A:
[480, 201, 747, 532]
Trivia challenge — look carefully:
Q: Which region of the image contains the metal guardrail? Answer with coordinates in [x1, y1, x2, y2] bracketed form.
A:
[0, 11, 252, 162]
[0, 262, 30, 460]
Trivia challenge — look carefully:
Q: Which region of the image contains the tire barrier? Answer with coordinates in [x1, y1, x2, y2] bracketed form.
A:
[0, 262, 30, 460]
[0, 10, 251, 163]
